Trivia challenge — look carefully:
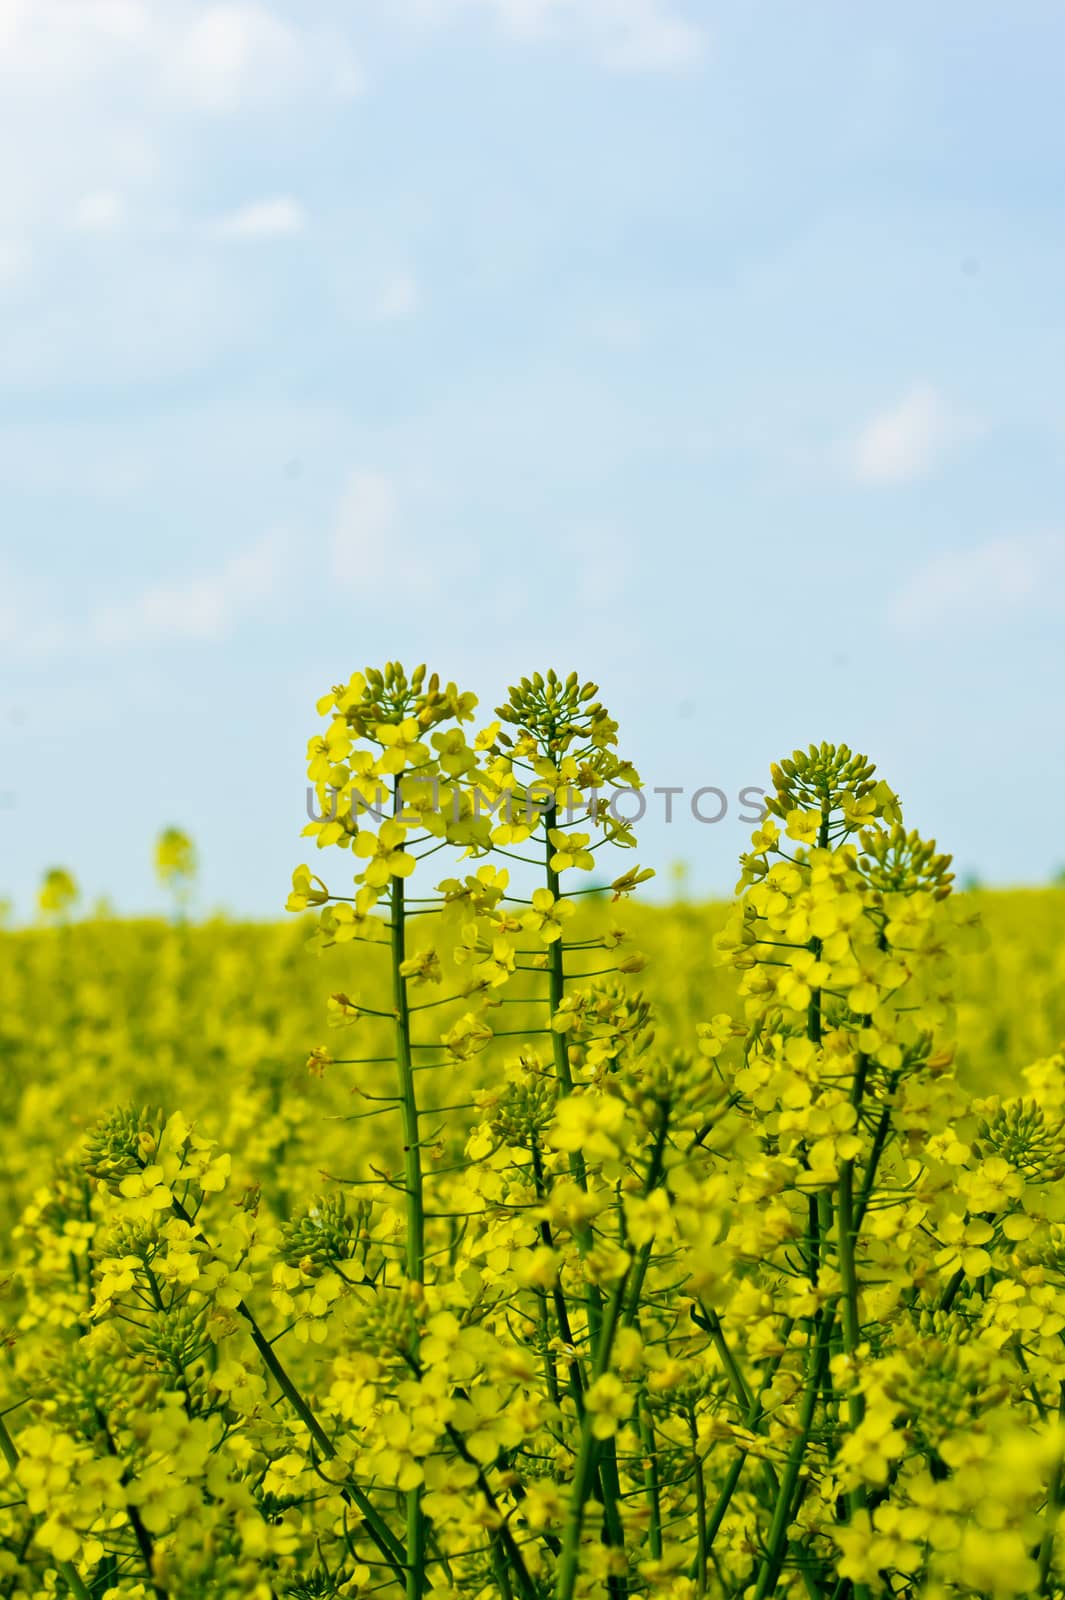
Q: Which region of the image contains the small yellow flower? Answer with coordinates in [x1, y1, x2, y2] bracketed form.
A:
[521, 887, 576, 944]
[585, 1373, 634, 1438]
[355, 818, 416, 886]
[548, 828, 594, 873]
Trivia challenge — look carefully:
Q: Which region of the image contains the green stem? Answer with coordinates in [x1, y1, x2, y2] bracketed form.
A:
[242, 1311, 405, 1572]
[391, 874, 424, 1286]
[96, 1414, 166, 1600]
[1037, 1386, 1065, 1594]
[638, 1406, 662, 1561]
[837, 1168, 863, 1380]
[555, 1120, 669, 1600]
[703, 1452, 745, 1552]
[751, 1312, 835, 1600]
[390, 789, 426, 1600]
[554, 1422, 602, 1600]
[689, 1322, 796, 1582]
[837, 1059, 869, 1392]
[553, 1275, 632, 1600]
[165, 1194, 404, 1576]
[836, 1156, 869, 1596]
[543, 797, 627, 1588]
[545, 804, 576, 1102]
[853, 1072, 900, 1233]
[1041, 1475, 1063, 1596]
[693, 1303, 779, 1497]
[690, 1413, 708, 1596]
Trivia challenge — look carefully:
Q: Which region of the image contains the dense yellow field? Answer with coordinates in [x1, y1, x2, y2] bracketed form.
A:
[2, 672, 1064, 1600]
[2, 887, 1063, 1231]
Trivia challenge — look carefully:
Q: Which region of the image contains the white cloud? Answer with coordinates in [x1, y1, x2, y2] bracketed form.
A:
[169, 3, 362, 111]
[595, 0, 705, 70]
[397, 0, 706, 72]
[0, 532, 288, 659]
[0, 4, 364, 381]
[849, 383, 970, 485]
[90, 531, 287, 646]
[214, 196, 305, 239]
[374, 270, 421, 321]
[0, 238, 30, 285]
[0, 4, 359, 242]
[0, 0, 151, 84]
[332, 471, 400, 583]
[0, 2, 361, 108]
[171, 4, 294, 110]
[890, 532, 1065, 632]
[74, 188, 124, 232]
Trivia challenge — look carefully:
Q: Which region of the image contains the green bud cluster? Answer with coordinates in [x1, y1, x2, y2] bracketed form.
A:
[280, 1194, 368, 1273]
[488, 1072, 559, 1149]
[859, 825, 955, 898]
[133, 1304, 212, 1388]
[82, 1105, 158, 1189]
[766, 744, 879, 819]
[972, 1098, 1065, 1182]
[496, 670, 615, 756]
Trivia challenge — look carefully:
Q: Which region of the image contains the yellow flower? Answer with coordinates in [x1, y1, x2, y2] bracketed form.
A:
[585, 1373, 634, 1438]
[442, 1012, 494, 1059]
[548, 828, 594, 872]
[400, 948, 443, 985]
[327, 991, 361, 1027]
[37, 866, 79, 916]
[373, 717, 428, 775]
[549, 1093, 628, 1161]
[521, 887, 576, 944]
[286, 864, 330, 911]
[431, 727, 475, 777]
[354, 818, 416, 885]
[610, 864, 655, 898]
[785, 808, 822, 845]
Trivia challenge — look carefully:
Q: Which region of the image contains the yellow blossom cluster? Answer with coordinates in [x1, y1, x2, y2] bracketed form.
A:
[1, 692, 1064, 1600]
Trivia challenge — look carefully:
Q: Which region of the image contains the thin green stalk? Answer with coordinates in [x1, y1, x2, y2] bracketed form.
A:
[689, 1322, 796, 1582]
[692, 1303, 779, 1498]
[751, 1312, 835, 1600]
[836, 1157, 869, 1600]
[853, 1071, 901, 1233]
[690, 1413, 708, 1596]
[938, 1265, 965, 1312]
[837, 1053, 869, 1488]
[836, 1168, 863, 1378]
[703, 1452, 745, 1551]
[391, 873, 424, 1283]
[165, 1193, 405, 1576]
[638, 1406, 662, 1561]
[530, 1142, 586, 1411]
[390, 789, 427, 1600]
[553, 1418, 602, 1600]
[553, 1279, 630, 1600]
[96, 1414, 167, 1600]
[1037, 1386, 1065, 1594]
[241, 1307, 405, 1573]
[545, 802, 577, 1102]
[542, 796, 627, 1584]
[699, 1304, 752, 1414]
[555, 1122, 669, 1600]
[1039, 1477, 1063, 1597]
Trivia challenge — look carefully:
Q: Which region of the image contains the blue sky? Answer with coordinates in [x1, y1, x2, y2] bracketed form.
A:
[2, 0, 1064, 918]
